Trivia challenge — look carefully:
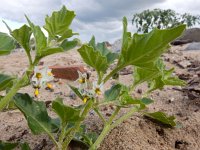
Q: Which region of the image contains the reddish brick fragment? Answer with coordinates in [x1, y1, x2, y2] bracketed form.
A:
[49, 65, 86, 81]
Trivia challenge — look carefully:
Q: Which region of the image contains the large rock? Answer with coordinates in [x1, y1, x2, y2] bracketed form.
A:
[111, 39, 122, 52]
[177, 28, 200, 42]
[112, 28, 200, 48]
[184, 42, 200, 51]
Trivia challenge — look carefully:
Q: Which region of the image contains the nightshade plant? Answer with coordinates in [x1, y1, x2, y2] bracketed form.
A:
[0, 6, 186, 150]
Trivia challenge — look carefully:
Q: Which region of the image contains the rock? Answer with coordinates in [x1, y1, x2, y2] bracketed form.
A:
[119, 67, 133, 75]
[111, 39, 121, 52]
[178, 60, 191, 68]
[171, 39, 192, 45]
[177, 28, 200, 42]
[104, 41, 112, 47]
[49, 65, 86, 81]
[184, 42, 200, 51]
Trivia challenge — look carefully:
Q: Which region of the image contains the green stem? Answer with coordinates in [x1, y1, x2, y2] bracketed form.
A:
[128, 84, 136, 95]
[0, 73, 29, 111]
[108, 106, 120, 123]
[58, 124, 67, 145]
[33, 56, 40, 66]
[62, 100, 93, 150]
[94, 108, 106, 124]
[103, 65, 124, 83]
[97, 71, 102, 85]
[89, 124, 111, 150]
[47, 132, 60, 150]
[110, 106, 139, 129]
[26, 51, 33, 66]
[90, 107, 120, 150]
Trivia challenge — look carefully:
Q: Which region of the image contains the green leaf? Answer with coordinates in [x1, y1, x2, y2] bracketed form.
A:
[132, 58, 185, 92]
[68, 85, 83, 100]
[148, 68, 186, 92]
[0, 32, 15, 55]
[89, 36, 118, 64]
[141, 98, 154, 105]
[144, 111, 176, 127]
[2, 20, 12, 33]
[162, 69, 186, 85]
[60, 40, 78, 51]
[104, 84, 122, 102]
[57, 29, 78, 42]
[121, 17, 132, 53]
[75, 125, 98, 146]
[0, 74, 15, 92]
[14, 93, 58, 134]
[106, 52, 119, 64]
[133, 59, 165, 86]
[39, 47, 63, 58]
[79, 36, 118, 74]
[11, 25, 32, 54]
[119, 19, 186, 69]
[52, 98, 82, 125]
[119, 94, 152, 109]
[44, 6, 76, 40]
[88, 36, 96, 49]
[78, 45, 108, 73]
[133, 67, 159, 86]
[25, 15, 47, 57]
[0, 95, 17, 111]
[0, 141, 18, 150]
[77, 132, 98, 146]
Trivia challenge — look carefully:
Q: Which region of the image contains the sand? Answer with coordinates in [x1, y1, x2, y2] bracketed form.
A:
[0, 45, 200, 150]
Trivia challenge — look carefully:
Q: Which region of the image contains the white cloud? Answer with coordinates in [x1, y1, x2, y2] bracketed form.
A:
[0, 0, 62, 24]
[0, 0, 199, 42]
[64, 0, 166, 42]
[154, 0, 200, 15]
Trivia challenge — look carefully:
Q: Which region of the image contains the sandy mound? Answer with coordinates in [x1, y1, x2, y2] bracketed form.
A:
[0, 46, 200, 150]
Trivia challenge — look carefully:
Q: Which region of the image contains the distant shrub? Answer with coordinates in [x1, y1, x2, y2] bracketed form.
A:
[132, 9, 200, 33]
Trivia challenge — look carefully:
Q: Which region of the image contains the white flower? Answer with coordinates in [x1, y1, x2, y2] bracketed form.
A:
[92, 82, 104, 96]
[80, 89, 93, 103]
[31, 67, 54, 87]
[31, 66, 54, 97]
[77, 71, 89, 89]
[77, 71, 88, 84]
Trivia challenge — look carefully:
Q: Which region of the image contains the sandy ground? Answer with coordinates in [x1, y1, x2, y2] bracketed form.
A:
[0, 45, 200, 150]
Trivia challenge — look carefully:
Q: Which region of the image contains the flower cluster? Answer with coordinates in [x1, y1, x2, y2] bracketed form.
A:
[77, 71, 104, 103]
[31, 66, 54, 97]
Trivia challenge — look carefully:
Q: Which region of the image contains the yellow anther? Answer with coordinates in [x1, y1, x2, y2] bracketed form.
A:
[34, 88, 39, 97]
[83, 97, 87, 103]
[79, 78, 85, 84]
[95, 88, 101, 95]
[36, 73, 42, 79]
[46, 83, 53, 89]
[48, 72, 53, 76]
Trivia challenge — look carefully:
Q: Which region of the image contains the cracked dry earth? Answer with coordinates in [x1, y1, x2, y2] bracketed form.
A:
[0, 45, 200, 150]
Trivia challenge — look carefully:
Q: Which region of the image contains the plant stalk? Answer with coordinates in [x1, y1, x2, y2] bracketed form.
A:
[94, 108, 106, 124]
[0, 73, 29, 111]
[58, 124, 67, 146]
[89, 107, 120, 150]
[89, 124, 111, 150]
[110, 106, 139, 129]
[90, 107, 138, 149]
[26, 51, 33, 66]
[62, 100, 93, 150]
[103, 65, 124, 83]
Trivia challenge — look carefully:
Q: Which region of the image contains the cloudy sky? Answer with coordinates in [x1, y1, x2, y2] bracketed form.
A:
[0, 0, 199, 43]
